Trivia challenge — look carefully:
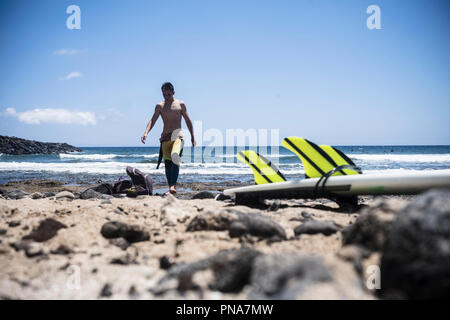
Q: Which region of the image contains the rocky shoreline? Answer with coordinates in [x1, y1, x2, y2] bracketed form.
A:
[0, 182, 448, 300]
[0, 135, 82, 155]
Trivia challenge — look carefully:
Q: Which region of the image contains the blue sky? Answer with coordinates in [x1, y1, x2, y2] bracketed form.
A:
[0, 0, 449, 147]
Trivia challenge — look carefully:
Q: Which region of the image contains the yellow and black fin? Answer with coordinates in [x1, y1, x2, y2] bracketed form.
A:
[318, 145, 361, 176]
[237, 150, 286, 185]
[282, 137, 361, 178]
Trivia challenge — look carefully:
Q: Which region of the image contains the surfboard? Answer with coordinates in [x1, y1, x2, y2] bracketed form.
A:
[223, 169, 450, 199]
[227, 137, 450, 205]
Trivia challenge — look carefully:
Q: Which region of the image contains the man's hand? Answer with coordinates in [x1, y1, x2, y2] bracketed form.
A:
[141, 134, 147, 144]
[191, 137, 196, 147]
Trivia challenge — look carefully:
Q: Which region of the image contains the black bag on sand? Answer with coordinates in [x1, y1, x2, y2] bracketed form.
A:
[83, 166, 152, 197]
[125, 166, 153, 197]
[91, 180, 133, 195]
[92, 183, 114, 195]
[113, 179, 133, 194]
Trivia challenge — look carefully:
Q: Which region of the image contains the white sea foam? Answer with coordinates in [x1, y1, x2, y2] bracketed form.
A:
[0, 161, 249, 175]
[59, 153, 159, 160]
[1, 160, 447, 176]
[348, 154, 450, 163]
[59, 153, 118, 160]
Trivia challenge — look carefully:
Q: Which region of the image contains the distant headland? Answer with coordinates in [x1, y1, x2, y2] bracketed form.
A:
[0, 135, 82, 155]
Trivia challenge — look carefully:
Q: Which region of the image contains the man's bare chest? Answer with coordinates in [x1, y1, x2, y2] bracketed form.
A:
[161, 103, 182, 118]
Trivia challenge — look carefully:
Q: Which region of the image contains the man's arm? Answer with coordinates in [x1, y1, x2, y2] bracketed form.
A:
[141, 105, 161, 144]
[180, 102, 196, 146]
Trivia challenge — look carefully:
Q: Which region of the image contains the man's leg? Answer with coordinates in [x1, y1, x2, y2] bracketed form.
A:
[162, 141, 174, 193]
[169, 160, 179, 187]
[164, 159, 172, 186]
[168, 139, 183, 193]
[162, 139, 183, 194]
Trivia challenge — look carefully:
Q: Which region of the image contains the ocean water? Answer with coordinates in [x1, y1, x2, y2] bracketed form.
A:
[1, 145, 450, 186]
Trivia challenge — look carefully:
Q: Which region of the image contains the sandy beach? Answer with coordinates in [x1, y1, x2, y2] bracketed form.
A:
[3, 179, 444, 300]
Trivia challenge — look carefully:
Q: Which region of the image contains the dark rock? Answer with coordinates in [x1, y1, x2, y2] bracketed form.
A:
[337, 245, 371, 275]
[0, 229, 7, 236]
[8, 220, 21, 228]
[268, 200, 281, 212]
[0, 135, 82, 155]
[160, 256, 176, 270]
[294, 220, 341, 236]
[177, 270, 200, 292]
[187, 209, 286, 240]
[380, 189, 450, 299]
[228, 221, 247, 238]
[165, 259, 211, 280]
[301, 211, 313, 221]
[215, 193, 232, 201]
[128, 285, 139, 299]
[31, 192, 44, 199]
[80, 189, 103, 200]
[10, 240, 31, 252]
[249, 253, 332, 299]
[100, 221, 149, 243]
[101, 221, 127, 238]
[228, 211, 286, 239]
[109, 238, 130, 250]
[155, 248, 261, 295]
[342, 200, 397, 251]
[100, 284, 113, 297]
[22, 218, 67, 242]
[186, 210, 236, 232]
[10, 240, 43, 258]
[209, 248, 262, 293]
[43, 192, 56, 198]
[4, 190, 29, 200]
[192, 191, 215, 200]
[22, 226, 29, 231]
[25, 243, 43, 257]
[110, 253, 138, 265]
[50, 244, 73, 255]
[123, 226, 149, 243]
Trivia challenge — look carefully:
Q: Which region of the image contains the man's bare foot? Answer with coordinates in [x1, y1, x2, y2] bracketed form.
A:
[164, 187, 176, 195]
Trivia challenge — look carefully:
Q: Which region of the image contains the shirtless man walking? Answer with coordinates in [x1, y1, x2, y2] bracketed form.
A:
[141, 82, 196, 194]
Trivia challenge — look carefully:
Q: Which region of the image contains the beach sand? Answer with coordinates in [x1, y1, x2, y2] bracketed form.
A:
[0, 180, 417, 299]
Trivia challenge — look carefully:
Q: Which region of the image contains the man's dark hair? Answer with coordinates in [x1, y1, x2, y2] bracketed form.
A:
[161, 82, 174, 92]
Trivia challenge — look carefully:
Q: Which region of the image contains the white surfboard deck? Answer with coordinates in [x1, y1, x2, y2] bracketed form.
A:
[223, 169, 450, 198]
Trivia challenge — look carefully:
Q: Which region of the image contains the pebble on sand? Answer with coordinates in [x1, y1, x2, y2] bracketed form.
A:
[55, 191, 75, 200]
[294, 220, 341, 236]
[22, 218, 68, 242]
[100, 221, 150, 243]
